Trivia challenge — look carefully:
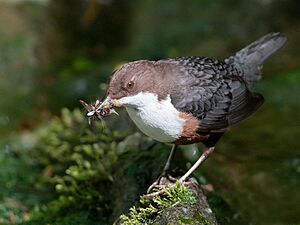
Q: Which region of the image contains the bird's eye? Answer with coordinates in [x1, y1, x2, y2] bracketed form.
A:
[126, 81, 134, 89]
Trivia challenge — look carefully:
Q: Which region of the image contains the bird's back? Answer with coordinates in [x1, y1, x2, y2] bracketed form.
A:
[167, 33, 286, 135]
[170, 56, 264, 133]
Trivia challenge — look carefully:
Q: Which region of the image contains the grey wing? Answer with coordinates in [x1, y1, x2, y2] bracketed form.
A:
[204, 77, 263, 131]
[171, 57, 264, 132]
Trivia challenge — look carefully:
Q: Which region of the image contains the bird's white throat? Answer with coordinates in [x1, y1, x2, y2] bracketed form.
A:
[119, 92, 185, 143]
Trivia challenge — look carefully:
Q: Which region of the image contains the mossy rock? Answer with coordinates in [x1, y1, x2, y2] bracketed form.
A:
[153, 202, 214, 225]
[118, 182, 217, 225]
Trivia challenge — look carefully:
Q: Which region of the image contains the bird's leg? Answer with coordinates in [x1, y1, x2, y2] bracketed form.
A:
[179, 146, 214, 182]
[145, 146, 215, 198]
[162, 144, 177, 173]
[147, 144, 177, 193]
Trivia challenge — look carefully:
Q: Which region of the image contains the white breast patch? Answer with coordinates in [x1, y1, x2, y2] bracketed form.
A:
[119, 92, 185, 143]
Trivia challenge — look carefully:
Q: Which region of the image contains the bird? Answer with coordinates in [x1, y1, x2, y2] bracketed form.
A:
[90, 32, 287, 186]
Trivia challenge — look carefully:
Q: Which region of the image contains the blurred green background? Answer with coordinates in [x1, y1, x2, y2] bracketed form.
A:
[0, 0, 299, 224]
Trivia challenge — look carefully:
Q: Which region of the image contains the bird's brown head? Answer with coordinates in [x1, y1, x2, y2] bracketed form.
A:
[96, 59, 181, 112]
[107, 60, 158, 101]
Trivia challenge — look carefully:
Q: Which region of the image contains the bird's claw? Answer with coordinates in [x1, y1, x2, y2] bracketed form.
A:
[146, 173, 178, 194]
[144, 173, 199, 200]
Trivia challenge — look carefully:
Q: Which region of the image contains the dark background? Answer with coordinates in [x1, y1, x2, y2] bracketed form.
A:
[0, 0, 299, 224]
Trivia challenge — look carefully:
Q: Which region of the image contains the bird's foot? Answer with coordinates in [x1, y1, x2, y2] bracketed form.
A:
[144, 175, 198, 200]
[146, 172, 177, 194]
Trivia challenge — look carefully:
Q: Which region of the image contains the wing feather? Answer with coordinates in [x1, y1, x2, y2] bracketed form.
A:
[170, 57, 264, 132]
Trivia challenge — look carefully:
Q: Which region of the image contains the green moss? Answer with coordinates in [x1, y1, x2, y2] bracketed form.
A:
[119, 182, 208, 225]
[27, 108, 127, 221]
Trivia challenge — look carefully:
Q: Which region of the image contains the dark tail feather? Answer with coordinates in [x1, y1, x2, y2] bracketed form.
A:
[225, 32, 287, 88]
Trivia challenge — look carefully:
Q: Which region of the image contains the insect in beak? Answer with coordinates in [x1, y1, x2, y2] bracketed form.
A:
[80, 97, 119, 124]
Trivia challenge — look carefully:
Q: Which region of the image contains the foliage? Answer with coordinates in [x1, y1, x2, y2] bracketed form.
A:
[27, 108, 126, 221]
[20, 211, 101, 225]
[0, 138, 49, 224]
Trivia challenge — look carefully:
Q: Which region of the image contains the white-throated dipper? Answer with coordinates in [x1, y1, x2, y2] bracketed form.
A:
[86, 32, 287, 185]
